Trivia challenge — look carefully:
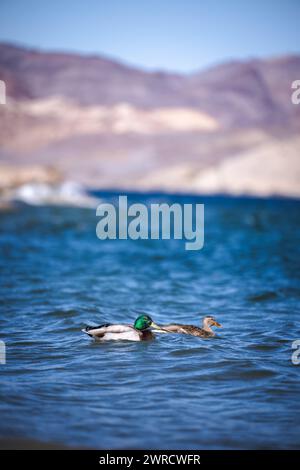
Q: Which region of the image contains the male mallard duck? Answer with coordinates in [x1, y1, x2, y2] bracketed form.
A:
[159, 315, 222, 338]
[82, 314, 164, 342]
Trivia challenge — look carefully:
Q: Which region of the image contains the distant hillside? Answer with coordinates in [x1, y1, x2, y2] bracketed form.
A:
[0, 43, 300, 197]
[1, 43, 300, 127]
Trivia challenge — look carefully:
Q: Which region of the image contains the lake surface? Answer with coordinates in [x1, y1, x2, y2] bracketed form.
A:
[0, 194, 300, 449]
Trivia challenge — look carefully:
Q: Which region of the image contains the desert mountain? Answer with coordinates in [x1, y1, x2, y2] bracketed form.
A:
[0, 43, 299, 197]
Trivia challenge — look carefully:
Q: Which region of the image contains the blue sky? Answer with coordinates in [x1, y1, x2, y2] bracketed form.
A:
[0, 0, 299, 72]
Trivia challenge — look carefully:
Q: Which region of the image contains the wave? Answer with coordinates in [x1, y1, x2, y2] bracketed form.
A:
[4, 181, 100, 209]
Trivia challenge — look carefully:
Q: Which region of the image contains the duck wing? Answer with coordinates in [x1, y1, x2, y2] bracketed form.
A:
[82, 324, 141, 341]
[162, 324, 193, 334]
[162, 324, 210, 337]
[83, 323, 132, 337]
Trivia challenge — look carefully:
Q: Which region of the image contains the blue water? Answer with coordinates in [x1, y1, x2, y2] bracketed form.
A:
[0, 194, 300, 449]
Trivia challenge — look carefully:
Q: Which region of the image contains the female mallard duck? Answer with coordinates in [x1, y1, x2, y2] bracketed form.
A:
[82, 314, 164, 342]
[160, 315, 222, 338]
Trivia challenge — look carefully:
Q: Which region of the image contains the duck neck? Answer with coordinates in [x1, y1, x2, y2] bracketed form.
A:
[202, 320, 213, 333]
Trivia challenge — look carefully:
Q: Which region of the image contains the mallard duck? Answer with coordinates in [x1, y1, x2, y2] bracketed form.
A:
[159, 315, 222, 338]
[82, 314, 165, 342]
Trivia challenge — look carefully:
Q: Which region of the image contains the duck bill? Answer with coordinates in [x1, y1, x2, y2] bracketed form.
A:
[214, 321, 222, 328]
[150, 321, 169, 333]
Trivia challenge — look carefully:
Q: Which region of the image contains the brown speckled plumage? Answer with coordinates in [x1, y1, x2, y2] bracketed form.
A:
[161, 316, 222, 338]
[162, 324, 215, 337]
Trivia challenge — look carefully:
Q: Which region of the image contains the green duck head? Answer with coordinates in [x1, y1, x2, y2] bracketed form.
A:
[134, 314, 163, 331]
